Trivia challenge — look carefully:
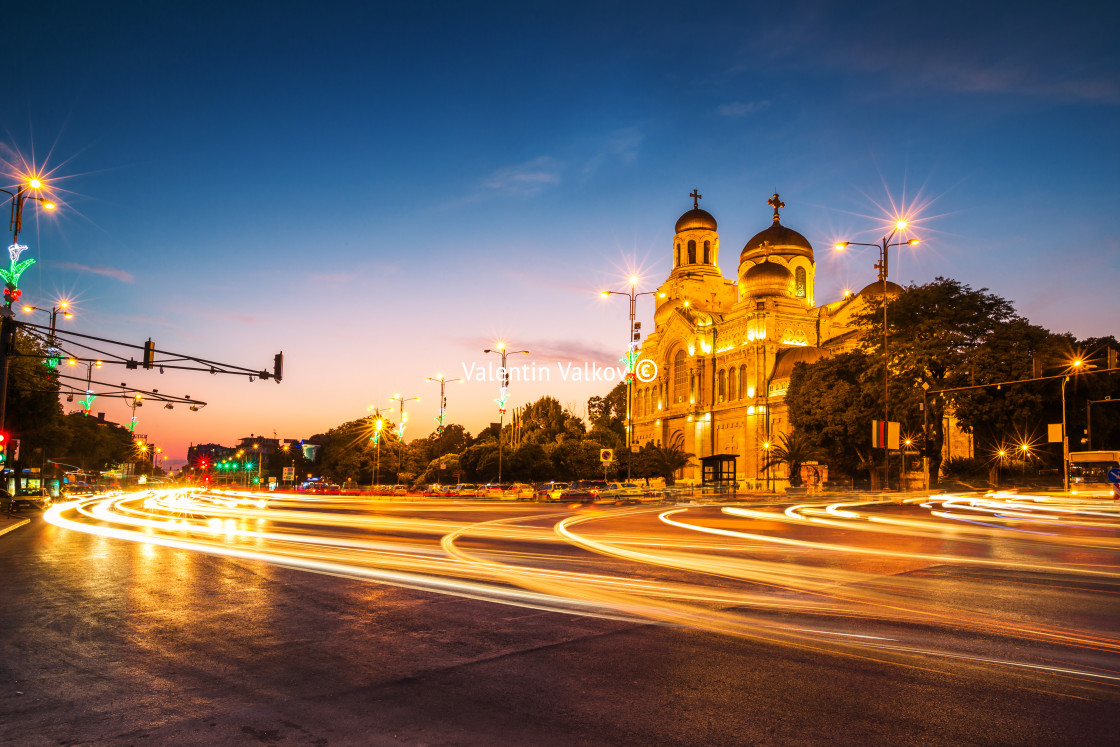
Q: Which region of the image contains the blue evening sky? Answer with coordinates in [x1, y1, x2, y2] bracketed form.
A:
[6, 1, 1118, 461]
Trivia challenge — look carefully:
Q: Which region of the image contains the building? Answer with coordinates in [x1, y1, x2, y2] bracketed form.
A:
[631, 192, 914, 487]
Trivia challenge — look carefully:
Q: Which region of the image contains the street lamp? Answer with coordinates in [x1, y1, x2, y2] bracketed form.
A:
[483, 342, 529, 487]
[389, 394, 419, 486]
[367, 406, 394, 487]
[0, 174, 59, 435]
[426, 374, 464, 485]
[835, 221, 920, 490]
[600, 276, 657, 480]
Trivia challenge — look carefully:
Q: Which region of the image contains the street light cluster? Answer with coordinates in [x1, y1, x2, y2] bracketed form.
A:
[834, 219, 923, 489]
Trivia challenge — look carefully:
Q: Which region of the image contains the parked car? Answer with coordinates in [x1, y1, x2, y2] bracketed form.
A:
[558, 480, 607, 503]
[12, 488, 53, 511]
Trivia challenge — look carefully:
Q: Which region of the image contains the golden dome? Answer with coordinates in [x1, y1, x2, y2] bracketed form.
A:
[740, 223, 814, 264]
[743, 259, 793, 297]
[858, 279, 903, 300]
[675, 208, 717, 233]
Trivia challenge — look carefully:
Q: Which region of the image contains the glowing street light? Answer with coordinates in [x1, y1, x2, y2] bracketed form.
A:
[834, 219, 921, 490]
[483, 342, 529, 486]
[0, 174, 61, 435]
[426, 374, 464, 485]
[600, 276, 658, 479]
[389, 394, 419, 486]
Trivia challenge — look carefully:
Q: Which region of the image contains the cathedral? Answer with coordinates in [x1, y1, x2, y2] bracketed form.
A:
[631, 192, 899, 487]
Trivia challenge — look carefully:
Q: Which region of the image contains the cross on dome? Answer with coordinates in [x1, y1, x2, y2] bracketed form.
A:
[690, 189, 702, 209]
[767, 193, 785, 223]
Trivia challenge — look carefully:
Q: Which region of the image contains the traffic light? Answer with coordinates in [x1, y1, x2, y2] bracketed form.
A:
[143, 339, 155, 369]
[0, 432, 6, 463]
[273, 352, 283, 382]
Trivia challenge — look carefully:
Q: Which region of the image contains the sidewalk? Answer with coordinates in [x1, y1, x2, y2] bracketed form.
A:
[0, 514, 31, 537]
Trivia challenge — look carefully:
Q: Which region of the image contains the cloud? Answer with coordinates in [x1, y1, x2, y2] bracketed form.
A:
[716, 100, 771, 117]
[522, 339, 618, 365]
[454, 337, 616, 366]
[52, 261, 134, 283]
[482, 156, 563, 195]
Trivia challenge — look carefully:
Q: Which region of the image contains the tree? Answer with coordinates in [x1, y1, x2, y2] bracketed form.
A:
[853, 277, 1021, 486]
[587, 382, 626, 441]
[761, 431, 823, 488]
[512, 396, 586, 445]
[638, 440, 695, 486]
[787, 350, 879, 478]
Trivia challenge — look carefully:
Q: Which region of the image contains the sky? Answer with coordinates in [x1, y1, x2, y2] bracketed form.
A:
[5, 1, 1118, 466]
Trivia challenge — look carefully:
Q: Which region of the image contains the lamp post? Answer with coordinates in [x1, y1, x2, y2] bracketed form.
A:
[0, 176, 58, 436]
[835, 222, 920, 490]
[600, 276, 657, 480]
[483, 342, 529, 486]
[389, 395, 419, 486]
[367, 406, 393, 487]
[426, 375, 464, 485]
[21, 301, 72, 361]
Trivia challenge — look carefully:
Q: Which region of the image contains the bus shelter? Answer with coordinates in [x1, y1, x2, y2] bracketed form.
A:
[700, 454, 738, 489]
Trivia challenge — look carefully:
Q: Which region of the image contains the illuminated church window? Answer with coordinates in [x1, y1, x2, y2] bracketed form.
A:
[795, 266, 806, 298]
[673, 350, 687, 403]
[703, 240, 710, 264]
[687, 240, 696, 264]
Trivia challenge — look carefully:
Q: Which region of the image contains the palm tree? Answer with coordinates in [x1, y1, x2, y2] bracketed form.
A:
[761, 431, 823, 488]
[639, 436, 696, 486]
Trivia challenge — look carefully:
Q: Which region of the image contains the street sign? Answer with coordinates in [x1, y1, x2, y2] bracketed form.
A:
[1107, 467, 1120, 484]
[282, 467, 294, 481]
[600, 448, 613, 463]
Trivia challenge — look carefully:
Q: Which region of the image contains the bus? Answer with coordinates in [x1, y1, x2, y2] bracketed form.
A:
[1068, 451, 1120, 488]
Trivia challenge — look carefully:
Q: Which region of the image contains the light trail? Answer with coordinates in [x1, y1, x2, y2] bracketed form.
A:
[45, 488, 1120, 691]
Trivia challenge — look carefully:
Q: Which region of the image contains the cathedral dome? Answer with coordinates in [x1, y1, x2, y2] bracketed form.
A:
[738, 194, 814, 265]
[858, 279, 903, 300]
[740, 223, 814, 263]
[743, 259, 793, 297]
[675, 208, 717, 233]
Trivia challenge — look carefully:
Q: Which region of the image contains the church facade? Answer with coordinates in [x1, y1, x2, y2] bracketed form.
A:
[631, 192, 894, 487]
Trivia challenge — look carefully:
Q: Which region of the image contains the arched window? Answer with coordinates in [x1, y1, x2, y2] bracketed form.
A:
[675, 243, 680, 267]
[647, 388, 653, 415]
[795, 266, 807, 298]
[687, 240, 696, 264]
[729, 366, 737, 400]
[635, 388, 643, 417]
[718, 369, 726, 401]
[703, 240, 711, 264]
[673, 350, 687, 403]
[739, 364, 748, 398]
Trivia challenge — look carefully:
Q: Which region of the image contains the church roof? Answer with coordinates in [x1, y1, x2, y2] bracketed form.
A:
[772, 346, 826, 380]
[740, 223, 814, 262]
[743, 259, 792, 297]
[858, 279, 903, 300]
[739, 193, 814, 264]
[675, 207, 717, 233]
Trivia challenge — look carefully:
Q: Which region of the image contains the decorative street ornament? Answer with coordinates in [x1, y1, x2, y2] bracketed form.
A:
[79, 392, 97, 415]
[621, 346, 641, 383]
[2, 243, 36, 298]
[128, 417, 138, 433]
[495, 386, 509, 415]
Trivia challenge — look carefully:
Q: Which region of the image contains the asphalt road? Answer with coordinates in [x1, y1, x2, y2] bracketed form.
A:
[2, 492, 1118, 745]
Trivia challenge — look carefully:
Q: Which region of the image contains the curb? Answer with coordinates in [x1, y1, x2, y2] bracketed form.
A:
[0, 518, 30, 537]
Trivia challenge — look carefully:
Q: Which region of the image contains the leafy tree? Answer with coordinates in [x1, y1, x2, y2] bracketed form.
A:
[853, 277, 1021, 486]
[587, 382, 626, 441]
[54, 412, 134, 478]
[761, 431, 823, 488]
[513, 396, 586, 444]
[637, 440, 695, 486]
[787, 350, 878, 478]
[458, 440, 499, 483]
